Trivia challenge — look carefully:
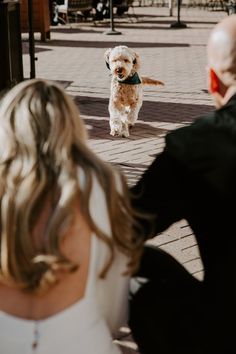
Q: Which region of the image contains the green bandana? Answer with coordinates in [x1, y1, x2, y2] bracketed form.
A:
[118, 72, 141, 85]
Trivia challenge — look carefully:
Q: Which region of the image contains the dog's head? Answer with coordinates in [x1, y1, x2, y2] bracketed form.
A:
[104, 46, 141, 81]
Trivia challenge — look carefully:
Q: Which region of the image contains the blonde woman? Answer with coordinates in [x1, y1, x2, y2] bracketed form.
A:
[0, 79, 142, 354]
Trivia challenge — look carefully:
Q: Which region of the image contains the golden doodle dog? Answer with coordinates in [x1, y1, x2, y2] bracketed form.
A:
[105, 45, 164, 137]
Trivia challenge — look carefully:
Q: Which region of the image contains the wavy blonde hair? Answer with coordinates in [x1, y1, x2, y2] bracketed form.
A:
[0, 79, 143, 294]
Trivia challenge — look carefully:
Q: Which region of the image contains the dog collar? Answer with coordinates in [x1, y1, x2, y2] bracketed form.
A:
[118, 72, 141, 85]
[105, 62, 141, 85]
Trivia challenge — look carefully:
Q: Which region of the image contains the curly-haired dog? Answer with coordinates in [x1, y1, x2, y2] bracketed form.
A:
[104, 45, 164, 137]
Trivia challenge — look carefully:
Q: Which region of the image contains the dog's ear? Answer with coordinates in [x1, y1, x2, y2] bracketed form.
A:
[132, 51, 141, 71]
[104, 48, 112, 70]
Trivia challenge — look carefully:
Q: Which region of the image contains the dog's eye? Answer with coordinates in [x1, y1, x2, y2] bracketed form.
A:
[124, 59, 130, 63]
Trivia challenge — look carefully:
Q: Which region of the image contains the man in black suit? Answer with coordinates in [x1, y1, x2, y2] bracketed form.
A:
[129, 14, 236, 354]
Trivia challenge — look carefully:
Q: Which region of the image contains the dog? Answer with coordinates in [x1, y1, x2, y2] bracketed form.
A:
[104, 45, 164, 137]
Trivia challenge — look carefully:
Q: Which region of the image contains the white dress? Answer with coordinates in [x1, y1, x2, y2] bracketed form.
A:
[0, 174, 130, 354]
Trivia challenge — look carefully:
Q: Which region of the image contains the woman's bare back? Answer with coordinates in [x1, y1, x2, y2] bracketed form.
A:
[0, 205, 91, 321]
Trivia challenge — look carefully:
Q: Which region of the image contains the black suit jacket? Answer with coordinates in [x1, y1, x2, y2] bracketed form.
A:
[131, 94, 236, 298]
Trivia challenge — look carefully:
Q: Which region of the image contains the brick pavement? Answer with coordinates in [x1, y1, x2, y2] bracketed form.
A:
[22, 6, 227, 352]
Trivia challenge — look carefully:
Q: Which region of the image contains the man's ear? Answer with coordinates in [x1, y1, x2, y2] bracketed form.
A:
[209, 68, 220, 93]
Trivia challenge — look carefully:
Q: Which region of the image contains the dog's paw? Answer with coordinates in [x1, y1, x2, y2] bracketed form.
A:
[110, 130, 116, 136]
[122, 130, 130, 138]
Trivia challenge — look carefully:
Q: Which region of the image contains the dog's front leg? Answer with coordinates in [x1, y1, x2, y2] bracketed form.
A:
[121, 121, 130, 137]
[127, 99, 142, 127]
[109, 100, 126, 136]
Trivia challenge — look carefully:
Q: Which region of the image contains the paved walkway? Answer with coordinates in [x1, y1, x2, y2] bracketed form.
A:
[22, 5, 227, 352]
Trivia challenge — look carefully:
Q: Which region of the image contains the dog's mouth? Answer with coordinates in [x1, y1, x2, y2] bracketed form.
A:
[117, 73, 124, 80]
[114, 68, 127, 80]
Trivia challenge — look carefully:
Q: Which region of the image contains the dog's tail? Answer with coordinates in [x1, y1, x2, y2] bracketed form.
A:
[141, 76, 164, 86]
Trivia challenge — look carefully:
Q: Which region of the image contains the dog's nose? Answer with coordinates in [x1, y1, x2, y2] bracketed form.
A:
[117, 68, 123, 74]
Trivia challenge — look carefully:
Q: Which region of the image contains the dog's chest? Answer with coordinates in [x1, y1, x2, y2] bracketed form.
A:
[111, 81, 142, 104]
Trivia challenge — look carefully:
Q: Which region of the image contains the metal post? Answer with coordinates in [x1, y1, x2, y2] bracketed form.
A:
[170, 0, 187, 28]
[168, 0, 173, 16]
[105, 0, 121, 35]
[28, 0, 36, 78]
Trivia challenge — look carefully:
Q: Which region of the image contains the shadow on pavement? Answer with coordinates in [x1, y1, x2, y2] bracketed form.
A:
[50, 27, 105, 34]
[141, 100, 214, 123]
[75, 95, 214, 125]
[84, 117, 167, 140]
[39, 40, 190, 48]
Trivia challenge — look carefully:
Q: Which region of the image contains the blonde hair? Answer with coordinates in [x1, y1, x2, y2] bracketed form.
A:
[0, 79, 143, 294]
